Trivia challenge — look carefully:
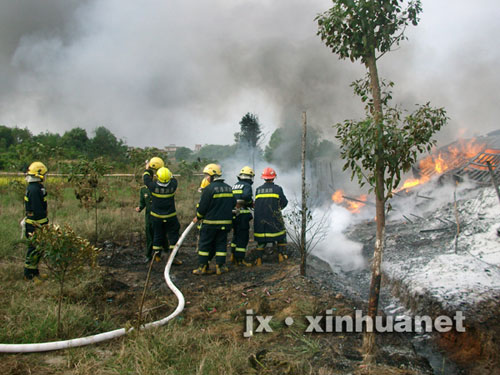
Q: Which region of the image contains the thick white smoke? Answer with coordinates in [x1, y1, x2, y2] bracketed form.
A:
[1, 1, 500, 148]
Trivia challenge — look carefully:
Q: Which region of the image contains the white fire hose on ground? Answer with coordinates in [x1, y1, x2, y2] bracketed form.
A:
[0, 221, 196, 354]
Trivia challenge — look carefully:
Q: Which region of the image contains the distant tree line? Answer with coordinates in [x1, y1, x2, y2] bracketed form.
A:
[0, 113, 338, 172]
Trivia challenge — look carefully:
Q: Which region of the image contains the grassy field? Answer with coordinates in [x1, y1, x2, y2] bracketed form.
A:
[0, 174, 432, 375]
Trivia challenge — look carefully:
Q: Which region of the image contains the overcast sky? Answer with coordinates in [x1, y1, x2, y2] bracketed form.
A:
[1, 0, 499, 149]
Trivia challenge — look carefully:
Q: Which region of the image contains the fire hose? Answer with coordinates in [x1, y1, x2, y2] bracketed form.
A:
[0, 221, 196, 353]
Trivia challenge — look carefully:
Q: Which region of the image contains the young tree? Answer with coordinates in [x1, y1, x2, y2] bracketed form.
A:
[68, 157, 110, 244]
[31, 224, 98, 336]
[317, 0, 447, 362]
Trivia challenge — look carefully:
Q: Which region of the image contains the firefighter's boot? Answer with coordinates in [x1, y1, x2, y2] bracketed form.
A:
[278, 253, 288, 263]
[236, 259, 253, 267]
[192, 264, 213, 275]
[255, 257, 262, 267]
[172, 258, 183, 265]
[216, 264, 229, 275]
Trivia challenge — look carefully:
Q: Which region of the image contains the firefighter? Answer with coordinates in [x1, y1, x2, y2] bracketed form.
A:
[143, 163, 182, 265]
[23, 161, 49, 280]
[253, 167, 288, 266]
[230, 166, 254, 267]
[193, 163, 236, 275]
[135, 183, 154, 263]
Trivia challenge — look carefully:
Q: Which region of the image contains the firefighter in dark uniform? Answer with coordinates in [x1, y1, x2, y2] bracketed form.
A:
[23, 161, 49, 280]
[193, 163, 236, 275]
[135, 184, 154, 263]
[143, 163, 182, 265]
[230, 166, 255, 267]
[253, 167, 288, 266]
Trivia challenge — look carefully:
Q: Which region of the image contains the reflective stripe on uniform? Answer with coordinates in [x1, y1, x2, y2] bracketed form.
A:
[239, 209, 251, 214]
[235, 247, 246, 253]
[202, 219, 232, 225]
[153, 246, 162, 250]
[152, 192, 175, 198]
[216, 252, 226, 256]
[213, 193, 233, 198]
[197, 212, 204, 218]
[24, 196, 29, 202]
[255, 193, 279, 199]
[232, 189, 243, 194]
[198, 251, 210, 256]
[254, 230, 286, 238]
[150, 211, 177, 219]
[25, 217, 48, 225]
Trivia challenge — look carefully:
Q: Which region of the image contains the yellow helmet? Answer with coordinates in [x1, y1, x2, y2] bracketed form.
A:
[203, 163, 222, 176]
[199, 177, 210, 190]
[27, 161, 48, 180]
[156, 167, 172, 183]
[239, 166, 255, 179]
[149, 157, 164, 170]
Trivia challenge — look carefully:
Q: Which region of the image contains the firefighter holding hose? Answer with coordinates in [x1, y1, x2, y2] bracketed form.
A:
[193, 163, 236, 275]
[143, 158, 182, 265]
[230, 166, 254, 267]
[253, 167, 288, 265]
[23, 161, 49, 281]
[135, 180, 154, 263]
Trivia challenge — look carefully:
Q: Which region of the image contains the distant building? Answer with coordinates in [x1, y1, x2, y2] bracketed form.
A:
[194, 144, 202, 152]
[164, 144, 177, 153]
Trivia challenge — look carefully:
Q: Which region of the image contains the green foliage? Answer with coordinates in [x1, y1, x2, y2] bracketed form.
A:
[61, 127, 89, 157]
[316, 0, 422, 63]
[235, 112, 262, 148]
[127, 147, 169, 181]
[174, 146, 193, 161]
[264, 126, 338, 167]
[335, 76, 448, 198]
[31, 223, 99, 335]
[32, 224, 99, 284]
[196, 144, 237, 161]
[176, 159, 207, 178]
[68, 158, 109, 209]
[68, 157, 110, 243]
[0, 124, 131, 171]
[89, 126, 128, 162]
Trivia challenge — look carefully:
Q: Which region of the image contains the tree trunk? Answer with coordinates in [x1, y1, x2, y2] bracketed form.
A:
[300, 111, 307, 276]
[94, 189, 98, 245]
[362, 55, 387, 364]
[57, 272, 66, 337]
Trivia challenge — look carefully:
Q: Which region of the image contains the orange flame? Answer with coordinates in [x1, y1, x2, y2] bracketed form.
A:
[396, 138, 486, 192]
[332, 190, 344, 203]
[331, 190, 367, 213]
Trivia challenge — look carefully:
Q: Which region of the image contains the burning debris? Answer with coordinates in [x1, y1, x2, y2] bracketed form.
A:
[331, 189, 369, 213]
[331, 132, 500, 208]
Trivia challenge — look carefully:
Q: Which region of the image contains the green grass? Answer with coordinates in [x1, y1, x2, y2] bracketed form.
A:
[0, 175, 333, 375]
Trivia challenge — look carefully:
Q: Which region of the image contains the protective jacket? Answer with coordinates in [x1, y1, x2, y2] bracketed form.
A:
[25, 181, 48, 225]
[254, 181, 288, 242]
[196, 179, 235, 227]
[232, 179, 253, 208]
[143, 170, 177, 219]
[138, 185, 152, 214]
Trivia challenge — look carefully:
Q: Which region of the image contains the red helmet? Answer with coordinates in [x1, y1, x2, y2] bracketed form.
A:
[261, 167, 277, 180]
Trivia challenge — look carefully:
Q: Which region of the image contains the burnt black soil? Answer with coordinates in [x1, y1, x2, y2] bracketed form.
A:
[94, 226, 437, 375]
